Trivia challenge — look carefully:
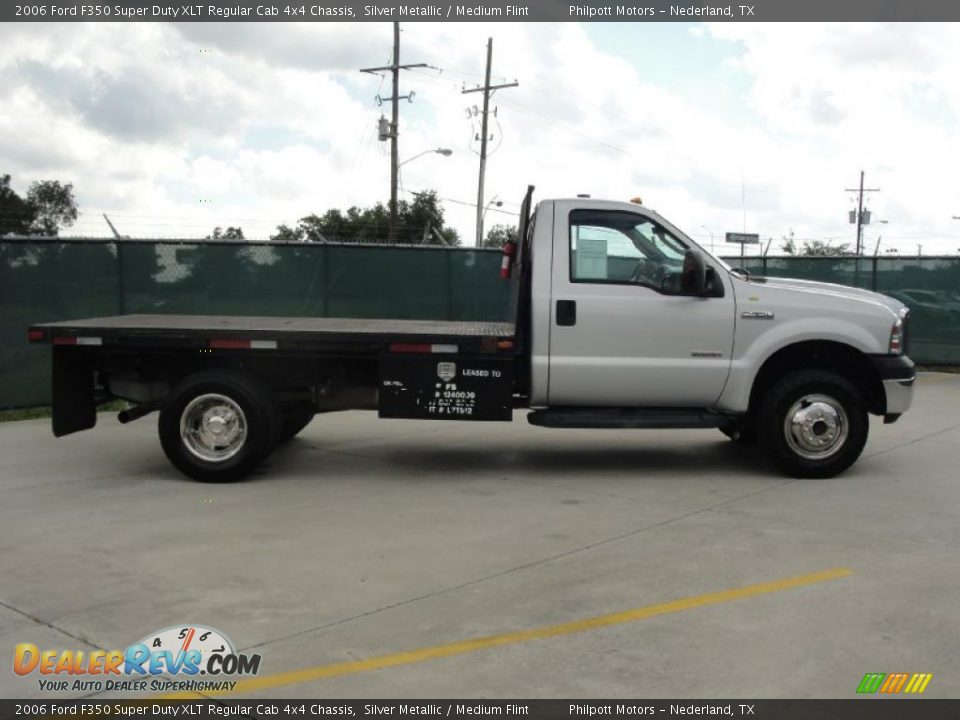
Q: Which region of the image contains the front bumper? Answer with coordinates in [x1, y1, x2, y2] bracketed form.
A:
[882, 377, 915, 415]
[869, 355, 916, 416]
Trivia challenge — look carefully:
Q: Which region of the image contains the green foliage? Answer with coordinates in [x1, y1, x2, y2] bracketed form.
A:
[483, 224, 518, 249]
[1, 175, 78, 236]
[781, 230, 853, 257]
[798, 239, 853, 256]
[270, 190, 459, 246]
[207, 226, 245, 240]
[0, 175, 35, 235]
[270, 224, 302, 243]
[781, 232, 796, 256]
[27, 181, 78, 235]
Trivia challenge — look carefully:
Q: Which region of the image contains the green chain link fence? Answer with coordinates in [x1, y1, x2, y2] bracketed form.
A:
[1, 239, 958, 408]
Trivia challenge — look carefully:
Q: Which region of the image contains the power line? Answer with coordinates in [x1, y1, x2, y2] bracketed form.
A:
[404, 190, 519, 217]
[407, 65, 782, 198]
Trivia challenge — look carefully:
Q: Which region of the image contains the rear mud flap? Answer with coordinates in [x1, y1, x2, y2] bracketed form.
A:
[52, 346, 96, 437]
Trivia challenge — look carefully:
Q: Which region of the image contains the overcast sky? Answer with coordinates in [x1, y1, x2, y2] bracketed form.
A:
[1, 21, 959, 253]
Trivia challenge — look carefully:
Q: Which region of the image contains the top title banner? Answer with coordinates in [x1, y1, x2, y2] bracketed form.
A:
[5, 0, 959, 22]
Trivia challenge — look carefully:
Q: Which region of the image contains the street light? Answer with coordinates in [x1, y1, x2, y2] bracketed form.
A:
[480, 196, 503, 246]
[399, 148, 453, 167]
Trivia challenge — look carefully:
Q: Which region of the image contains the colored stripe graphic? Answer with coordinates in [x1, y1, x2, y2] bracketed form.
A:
[880, 672, 909, 693]
[904, 673, 933, 694]
[857, 671, 932, 694]
[857, 673, 885, 693]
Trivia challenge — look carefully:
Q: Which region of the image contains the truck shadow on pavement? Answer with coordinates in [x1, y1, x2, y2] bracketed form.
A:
[273, 437, 777, 482]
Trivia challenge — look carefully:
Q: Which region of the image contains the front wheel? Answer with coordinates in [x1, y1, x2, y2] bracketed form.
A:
[759, 370, 868, 478]
[159, 371, 278, 482]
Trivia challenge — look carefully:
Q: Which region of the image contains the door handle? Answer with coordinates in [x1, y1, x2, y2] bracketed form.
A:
[556, 300, 577, 326]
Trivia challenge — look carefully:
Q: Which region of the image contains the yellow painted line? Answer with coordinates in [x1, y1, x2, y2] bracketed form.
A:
[159, 566, 853, 699]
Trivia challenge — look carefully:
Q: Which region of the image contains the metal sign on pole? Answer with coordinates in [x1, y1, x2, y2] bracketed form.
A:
[726, 231, 759, 264]
[725, 232, 760, 245]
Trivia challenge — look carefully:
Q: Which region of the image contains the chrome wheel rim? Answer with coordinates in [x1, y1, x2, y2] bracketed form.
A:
[180, 393, 247, 462]
[784, 393, 848, 460]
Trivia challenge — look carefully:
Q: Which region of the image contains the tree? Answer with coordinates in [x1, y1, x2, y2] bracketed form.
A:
[207, 226, 245, 241]
[798, 239, 853, 256]
[404, 190, 459, 246]
[26, 181, 78, 235]
[270, 224, 304, 243]
[0, 175, 35, 235]
[0, 175, 78, 236]
[269, 190, 459, 246]
[780, 229, 852, 256]
[781, 230, 797, 256]
[483, 224, 517, 249]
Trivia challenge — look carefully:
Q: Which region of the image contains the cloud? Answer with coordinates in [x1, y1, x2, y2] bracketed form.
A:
[0, 21, 958, 253]
[173, 23, 391, 72]
[13, 60, 241, 142]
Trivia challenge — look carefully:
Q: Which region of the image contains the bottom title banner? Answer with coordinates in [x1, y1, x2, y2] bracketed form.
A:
[1, 700, 957, 720]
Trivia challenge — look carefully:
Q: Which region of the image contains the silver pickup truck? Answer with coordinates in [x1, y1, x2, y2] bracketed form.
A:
[29, 187, 915, 482]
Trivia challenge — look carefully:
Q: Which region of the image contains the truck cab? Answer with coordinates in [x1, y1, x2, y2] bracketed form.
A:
[515, 193, 914, 477]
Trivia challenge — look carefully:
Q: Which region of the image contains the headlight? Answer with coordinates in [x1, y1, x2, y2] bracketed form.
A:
[888, 318, 903, 354]
[889, 308, 908, 355]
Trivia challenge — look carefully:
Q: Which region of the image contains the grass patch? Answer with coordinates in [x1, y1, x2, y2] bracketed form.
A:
[917, 365, 960, 374]
[0, 406, 51, 422]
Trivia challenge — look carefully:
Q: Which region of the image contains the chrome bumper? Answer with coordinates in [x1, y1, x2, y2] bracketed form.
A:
[883, 376, 915, 415]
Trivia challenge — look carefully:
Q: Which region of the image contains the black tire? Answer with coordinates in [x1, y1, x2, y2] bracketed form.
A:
[759, 370, 868, 479]
[159, 371, 278, 482]
[277, 411, 314, 445]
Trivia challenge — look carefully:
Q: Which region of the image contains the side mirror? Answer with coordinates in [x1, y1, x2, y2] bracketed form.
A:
[681, 251, 706, 295]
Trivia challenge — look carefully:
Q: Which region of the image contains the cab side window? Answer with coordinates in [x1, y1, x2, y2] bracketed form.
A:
[569, 210, 689, 293]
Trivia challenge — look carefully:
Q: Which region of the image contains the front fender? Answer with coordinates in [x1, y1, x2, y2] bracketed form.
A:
[716, 317, 885, 413]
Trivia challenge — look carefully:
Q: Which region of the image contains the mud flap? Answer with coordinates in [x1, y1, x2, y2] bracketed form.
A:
[52, 346, 96, 437]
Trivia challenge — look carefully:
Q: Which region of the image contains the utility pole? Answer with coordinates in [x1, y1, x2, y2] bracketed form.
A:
[463, 38, 517, 246]
[845, 170, 880, 255]
[360, 23, 426, 242]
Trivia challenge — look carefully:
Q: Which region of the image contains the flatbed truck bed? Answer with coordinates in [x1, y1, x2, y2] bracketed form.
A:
[27, 312, 524, 465]
[30, 314, 516, 352]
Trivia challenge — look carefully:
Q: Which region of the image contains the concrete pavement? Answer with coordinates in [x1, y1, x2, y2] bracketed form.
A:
[1, 373, 958, 699]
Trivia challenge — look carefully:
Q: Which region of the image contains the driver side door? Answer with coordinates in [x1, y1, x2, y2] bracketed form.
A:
[547, 203, 735, 407]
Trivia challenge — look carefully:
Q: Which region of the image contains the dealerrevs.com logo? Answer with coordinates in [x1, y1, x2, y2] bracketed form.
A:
[14, 625, 261, 694]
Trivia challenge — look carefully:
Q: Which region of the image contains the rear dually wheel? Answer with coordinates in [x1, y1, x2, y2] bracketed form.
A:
[159, 371, 277, 482]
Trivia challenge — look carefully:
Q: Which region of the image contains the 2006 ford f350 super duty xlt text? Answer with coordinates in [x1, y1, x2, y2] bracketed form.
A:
[28, 188, 915, 481]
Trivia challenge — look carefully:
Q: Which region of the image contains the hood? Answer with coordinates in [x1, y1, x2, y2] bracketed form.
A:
[749, 276, 904, 315]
